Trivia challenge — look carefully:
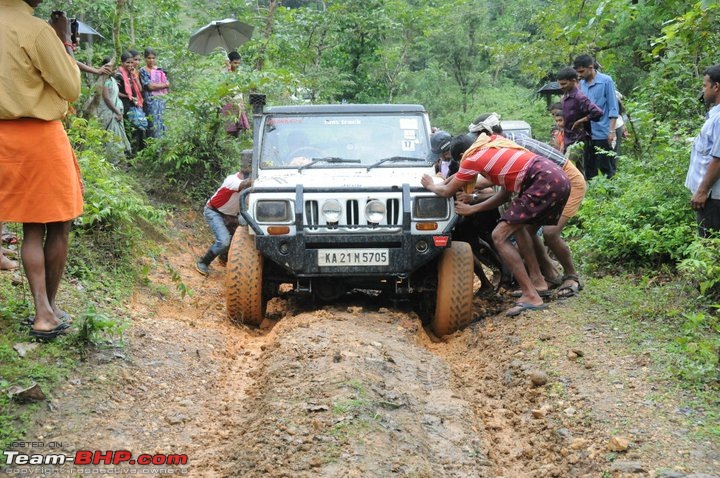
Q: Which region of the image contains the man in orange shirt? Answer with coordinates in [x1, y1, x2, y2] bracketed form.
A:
[0, 0, 83, 340]
[421, 130, 570, 317]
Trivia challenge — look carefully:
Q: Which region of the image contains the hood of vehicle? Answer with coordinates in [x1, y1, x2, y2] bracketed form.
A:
[254, 166, 433, 189]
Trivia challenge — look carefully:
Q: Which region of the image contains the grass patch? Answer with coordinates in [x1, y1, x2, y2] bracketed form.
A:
[0, 230, 145, 448]
[571, 274, 719, 439]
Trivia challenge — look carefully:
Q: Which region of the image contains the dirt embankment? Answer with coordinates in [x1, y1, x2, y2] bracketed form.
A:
[21, 216, 720, 477]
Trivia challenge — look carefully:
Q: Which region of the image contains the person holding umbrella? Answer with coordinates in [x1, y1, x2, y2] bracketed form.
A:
[222, 51, 249, 137]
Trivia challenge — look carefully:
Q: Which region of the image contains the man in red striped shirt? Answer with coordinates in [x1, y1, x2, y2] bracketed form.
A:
[421, 132, 570, 317]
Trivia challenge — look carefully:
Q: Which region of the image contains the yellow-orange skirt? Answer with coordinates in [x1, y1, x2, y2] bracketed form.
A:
[0, 118, 83, 223]
[561, 160, 586, 219]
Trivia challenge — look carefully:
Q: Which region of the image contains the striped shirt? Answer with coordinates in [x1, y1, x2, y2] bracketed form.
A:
[0, 0, 80, 121]
[504, 132, 567, 167]
[457, 146, 537, 192]
[208, 173, 247, 216]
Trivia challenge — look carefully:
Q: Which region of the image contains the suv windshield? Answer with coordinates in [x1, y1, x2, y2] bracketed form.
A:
[259, 113, 431, 168]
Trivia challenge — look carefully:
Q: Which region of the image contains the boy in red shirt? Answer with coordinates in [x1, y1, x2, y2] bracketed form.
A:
[195, 172, 252, 276]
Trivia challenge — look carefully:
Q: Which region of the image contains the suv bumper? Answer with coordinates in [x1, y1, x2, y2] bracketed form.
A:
[240, 185, 456, 277]
[255, 231, 450, 276]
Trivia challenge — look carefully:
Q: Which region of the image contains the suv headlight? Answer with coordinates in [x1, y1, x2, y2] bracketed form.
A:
[321, 199, 342, 223]
[413, 197, 448, 219]
[365, 199, 386, 224]
[256, 200, 292, 222]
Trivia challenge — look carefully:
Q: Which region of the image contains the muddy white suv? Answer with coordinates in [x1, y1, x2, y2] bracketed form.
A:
[225, 98, 474, 335]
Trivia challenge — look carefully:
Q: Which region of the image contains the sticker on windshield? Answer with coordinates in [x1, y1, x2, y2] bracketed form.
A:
[324, 119, 362, 125]
[403, 129, 417, 140]
[399, 118, 418, 130]
[401, 140, 416, 151]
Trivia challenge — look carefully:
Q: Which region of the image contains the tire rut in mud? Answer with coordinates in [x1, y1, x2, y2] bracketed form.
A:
[223, 309, 492, 478]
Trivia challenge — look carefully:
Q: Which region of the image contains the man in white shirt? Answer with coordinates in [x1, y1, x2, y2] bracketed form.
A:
[686, 64, 720, 237]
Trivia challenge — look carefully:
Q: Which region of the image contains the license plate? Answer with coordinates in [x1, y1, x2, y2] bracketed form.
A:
[317, 249, 389, 267]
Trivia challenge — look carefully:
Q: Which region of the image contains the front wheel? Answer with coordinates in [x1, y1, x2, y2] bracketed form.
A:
[225, 226, 265, 326]
[431, 241, 475, 336]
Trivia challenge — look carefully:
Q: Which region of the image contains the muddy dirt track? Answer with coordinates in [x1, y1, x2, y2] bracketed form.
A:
[20, 214, 720, 477]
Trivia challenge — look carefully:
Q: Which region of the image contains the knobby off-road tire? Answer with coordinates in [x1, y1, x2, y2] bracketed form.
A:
[225, 226, 265, 326]
[431, 241, 475, 337]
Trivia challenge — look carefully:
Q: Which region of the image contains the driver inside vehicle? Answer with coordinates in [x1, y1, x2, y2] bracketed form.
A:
[285, 130, 320, 166]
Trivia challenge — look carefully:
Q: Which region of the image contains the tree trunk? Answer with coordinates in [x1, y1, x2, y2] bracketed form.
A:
[80, 0, 124, 118]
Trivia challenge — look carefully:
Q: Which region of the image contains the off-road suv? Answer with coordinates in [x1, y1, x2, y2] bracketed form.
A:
[225, 97, 474, 335]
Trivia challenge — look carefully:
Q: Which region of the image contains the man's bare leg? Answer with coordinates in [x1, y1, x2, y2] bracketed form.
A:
[532, 234, 561, 281]
[44, 221, 72, 318]
[514, 225, 549, 292]
[542, 216, 580, 292]
[22, 223, 61, 332]
[492, 221, 543, 307]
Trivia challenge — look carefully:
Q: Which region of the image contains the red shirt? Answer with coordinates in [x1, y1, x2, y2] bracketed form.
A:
[457, 144, 537, 192]
[207, 172, 246, 215]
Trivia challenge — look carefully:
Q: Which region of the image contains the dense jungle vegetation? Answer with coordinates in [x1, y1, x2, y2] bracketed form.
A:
[1, 0, 719, 444]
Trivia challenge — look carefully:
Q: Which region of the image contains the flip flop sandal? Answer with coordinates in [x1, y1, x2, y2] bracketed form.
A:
[557, 282, 580, 298]
[545, 275, 563, 289]
[1, 233, 18, 245]
[510, 289, 551, 298]
[506, 302, 548, 317]
[562, 274, 584, 289]
[29, 322, 70, 341]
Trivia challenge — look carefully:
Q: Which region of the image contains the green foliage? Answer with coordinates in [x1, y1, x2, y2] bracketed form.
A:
[166, 263, 192, 299]
[569, 126, 696, 270]
[582, 276, 718, 395]
[132, 70, 248, 201]
[669, 308, 720, 386]
[63, 118, 164, 284]
[0, 288, 75, 449]
[74, 304, 127, 348]
[679, 236, 720, 296]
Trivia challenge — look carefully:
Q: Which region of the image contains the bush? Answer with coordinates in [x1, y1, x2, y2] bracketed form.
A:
[679, 236, 720, 297]
[569, 118, 696, 271]
[65, 117, 164, 282]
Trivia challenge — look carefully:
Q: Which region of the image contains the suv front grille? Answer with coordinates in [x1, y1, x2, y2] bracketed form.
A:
[304, 197, 402, 231]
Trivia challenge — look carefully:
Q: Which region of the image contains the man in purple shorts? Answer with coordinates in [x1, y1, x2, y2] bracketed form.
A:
[421, 128, 570, 317]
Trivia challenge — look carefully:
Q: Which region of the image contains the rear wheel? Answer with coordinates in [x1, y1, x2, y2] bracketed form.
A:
[431, 241, 475, 336]
[225, 226, 265, 326]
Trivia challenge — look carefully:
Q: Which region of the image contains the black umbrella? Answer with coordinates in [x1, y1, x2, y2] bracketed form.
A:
[536, 81, 563, 108]
[75, 20, 104, 42]
[536, 81, 562, 96]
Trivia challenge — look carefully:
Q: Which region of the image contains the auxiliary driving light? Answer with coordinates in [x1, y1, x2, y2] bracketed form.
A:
[321, 199, 342, 223]
[364, 199, 386, 224]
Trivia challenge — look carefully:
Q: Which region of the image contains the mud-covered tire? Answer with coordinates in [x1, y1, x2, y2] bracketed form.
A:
[225, 226, 265, 326]
[431, 241, 475, 336]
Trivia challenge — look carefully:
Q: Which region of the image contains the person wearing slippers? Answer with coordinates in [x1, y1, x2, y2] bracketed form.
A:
[422, 113, 570, 318]
[502, 131, 586, 299]
[0, 1, 83, 340]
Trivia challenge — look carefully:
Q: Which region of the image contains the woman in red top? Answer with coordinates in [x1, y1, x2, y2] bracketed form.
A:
[115, 51, 146, 152]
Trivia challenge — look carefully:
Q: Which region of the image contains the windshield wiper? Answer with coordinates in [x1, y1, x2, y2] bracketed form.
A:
[366, 156, 427, 171]
[298, 157, 361, 170]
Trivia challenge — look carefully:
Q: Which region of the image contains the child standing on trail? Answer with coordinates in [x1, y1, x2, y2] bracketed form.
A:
[195, 172, 252, 276]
